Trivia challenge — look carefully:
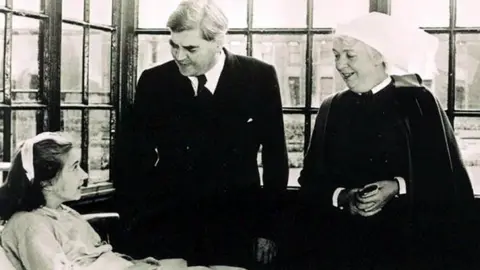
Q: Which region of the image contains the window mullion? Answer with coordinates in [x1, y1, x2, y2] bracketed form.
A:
[447, 0, 457, 125]
[81, 0, 90, 174]
[45, 0, 62, 131]
[304, 0, 314, 150]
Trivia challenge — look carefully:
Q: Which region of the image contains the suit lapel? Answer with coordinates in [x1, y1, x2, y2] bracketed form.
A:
[213, 48, 243, 101]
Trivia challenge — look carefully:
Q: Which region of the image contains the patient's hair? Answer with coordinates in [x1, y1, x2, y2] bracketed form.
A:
[167, 0, 228, 42]
[0, 133, 73, 220]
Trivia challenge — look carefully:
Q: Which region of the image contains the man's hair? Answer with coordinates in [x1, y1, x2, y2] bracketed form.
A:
[0, 133, 73, 220]
[167, 0, 228, 42]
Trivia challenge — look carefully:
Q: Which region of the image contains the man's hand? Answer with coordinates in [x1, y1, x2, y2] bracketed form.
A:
[355, 180, 399, 217]
[254, 237, 277, 264]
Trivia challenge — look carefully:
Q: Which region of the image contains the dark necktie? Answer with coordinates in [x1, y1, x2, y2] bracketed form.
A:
[196, 74, 213, 100]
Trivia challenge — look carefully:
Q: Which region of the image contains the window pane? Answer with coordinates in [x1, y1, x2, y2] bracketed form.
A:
[313, 0, 369, 27]
[12, 17, 40, 103]
[214, 0, 247, 28]
[455, 34, 480, 110]
[0, 14, 5, 103]
[253, 0, 307, 28]
[252, 35, 306, 107]
[425, 34, 449, 109]
[138, 0, 246, 28]
[284, 114, 304, 187]
[257, 114, 304, 187]
[90, 0, 112, 25]
[89, 110, 110, 184]
[60, 110, 82, 149]
[391, 0, 449, 27]
[0, 0, 4, 6]
[89, 30, 111, 104]
[61, 23, 83, 103]
[13, 0, 41, 12]
[312, 34, 346, 107]
[454, 117, 480, 195]
[310, 113, 316, 135]
[457, 0, 480, 27]
[137, 35, 245, 76]
[62, 0, 84, 21]
[11, 110, 38, 155]
[224, 35, 247, 56]
[137, 35, 170, 75]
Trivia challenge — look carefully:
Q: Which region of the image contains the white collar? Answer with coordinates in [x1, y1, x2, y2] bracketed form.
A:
[350, 76, 392, 95]
[371, 76, 392, 94]
[188, 49, 226, 95]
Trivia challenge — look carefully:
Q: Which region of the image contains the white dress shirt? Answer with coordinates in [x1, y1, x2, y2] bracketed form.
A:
[332, 76, 407, 208]
[187, 50, 226, 95]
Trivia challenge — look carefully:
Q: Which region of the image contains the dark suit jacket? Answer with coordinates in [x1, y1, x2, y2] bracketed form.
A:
[116, 49, 289, 237]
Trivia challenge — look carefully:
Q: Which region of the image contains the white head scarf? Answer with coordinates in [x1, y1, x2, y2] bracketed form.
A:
[20, 132, 61, 182]
[334, 12, 440, 79]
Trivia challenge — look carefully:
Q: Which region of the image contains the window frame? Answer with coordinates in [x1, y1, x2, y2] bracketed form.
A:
[0, 0, 123, 200]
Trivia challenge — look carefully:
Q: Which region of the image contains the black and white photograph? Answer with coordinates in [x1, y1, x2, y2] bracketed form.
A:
[0, 0, 479, 269]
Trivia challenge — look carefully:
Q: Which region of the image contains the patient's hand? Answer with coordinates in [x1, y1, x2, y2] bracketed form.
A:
[137, 257, 161, 265]
[126, 257, 161, 269]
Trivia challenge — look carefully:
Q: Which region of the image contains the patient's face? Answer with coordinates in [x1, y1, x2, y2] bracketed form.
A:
[49, 149, 88, 202]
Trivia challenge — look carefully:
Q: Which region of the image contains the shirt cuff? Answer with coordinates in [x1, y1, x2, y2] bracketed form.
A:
[332, 187, 345, 208]
[394, 176, 407, 195]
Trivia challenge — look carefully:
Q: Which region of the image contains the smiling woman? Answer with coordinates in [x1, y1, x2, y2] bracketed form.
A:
[332, 36, 386, 93]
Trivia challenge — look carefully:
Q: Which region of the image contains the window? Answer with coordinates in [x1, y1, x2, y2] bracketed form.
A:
[138, 0, 247, 29]
[0, 1, 121, 196]
[456, 0, 480, 27]
[252, 0, 307, 28]
[391, 0, 450, 27]
[288, 76, 301, 106]
[252, 35, 306, 107]
[456, 34, 480, 110]
[60, 0, 117, 189]
[288, 41, 302, 66]
[455, 118, 480, 193]
[313, 0, 369, 27]
[0, 2, 47, 183]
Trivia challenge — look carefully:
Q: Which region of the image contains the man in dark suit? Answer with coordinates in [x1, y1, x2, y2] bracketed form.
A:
[115, 0, 288, 268]
[296, 12, 476, 269]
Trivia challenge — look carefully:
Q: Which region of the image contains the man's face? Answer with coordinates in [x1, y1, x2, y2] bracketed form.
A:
[169, 28, 220, 76]
[333, 36, 384, 92]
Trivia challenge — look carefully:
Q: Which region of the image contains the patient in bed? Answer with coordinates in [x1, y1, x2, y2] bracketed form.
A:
[0, 132, 210, 270]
